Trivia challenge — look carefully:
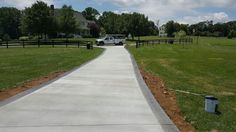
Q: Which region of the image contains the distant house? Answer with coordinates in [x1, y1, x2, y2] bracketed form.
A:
[54, 9, 95, 37]
[74, 11, 95, 36]
[159, 25, 167, 37]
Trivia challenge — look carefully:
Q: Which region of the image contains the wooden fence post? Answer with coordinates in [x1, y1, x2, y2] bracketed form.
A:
[66, 39, 68, 48]
[38, 40, 40, 48]
[77, 41, 80, 48]
[6, 40, 8, 48]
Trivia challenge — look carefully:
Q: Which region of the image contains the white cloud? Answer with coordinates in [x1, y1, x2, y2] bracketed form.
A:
[179, 12, 230, 24]
[96, 0, 235, 24]
[113, 10, 131, 14]
[1, 0, 54, 9]
[1, 0, 235, 24]
[97, 0, 146, 6]
[97, 0, 236, 8]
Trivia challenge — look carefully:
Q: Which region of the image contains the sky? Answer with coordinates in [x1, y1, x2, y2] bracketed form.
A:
[1, 0, 236, 25]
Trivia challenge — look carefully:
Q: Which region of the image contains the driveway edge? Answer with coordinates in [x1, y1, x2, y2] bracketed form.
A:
[125, 46, 180, 132]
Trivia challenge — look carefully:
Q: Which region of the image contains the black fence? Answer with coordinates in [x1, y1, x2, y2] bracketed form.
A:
[135, 38, 193, 48]
[0, 40, 94, 49]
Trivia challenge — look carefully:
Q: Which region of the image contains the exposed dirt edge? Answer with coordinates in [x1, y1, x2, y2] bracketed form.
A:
[0, 71, 65, 101]
[140, 68, 195, 132]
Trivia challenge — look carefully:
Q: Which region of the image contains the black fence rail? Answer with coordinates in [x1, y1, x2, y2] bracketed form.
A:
[0, 40, 94, 49]
[135, 38, 193, 48]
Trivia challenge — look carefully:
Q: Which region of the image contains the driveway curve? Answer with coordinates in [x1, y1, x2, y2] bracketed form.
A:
[0, 46, 178, 132]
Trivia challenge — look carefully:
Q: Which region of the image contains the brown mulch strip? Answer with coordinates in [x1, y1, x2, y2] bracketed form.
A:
[140, 68, 195, 132]
[0, 71, 65, 101]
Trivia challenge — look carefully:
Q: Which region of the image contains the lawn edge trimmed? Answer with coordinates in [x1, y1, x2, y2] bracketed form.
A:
[125, 46, 180, 132]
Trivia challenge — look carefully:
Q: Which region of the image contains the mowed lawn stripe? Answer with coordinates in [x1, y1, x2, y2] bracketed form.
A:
[128, 37, 236, 131]
[0, 47, 104, 90]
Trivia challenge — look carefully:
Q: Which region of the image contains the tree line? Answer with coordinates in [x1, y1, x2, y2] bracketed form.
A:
[0, 0, 236, 40]
[0, 1, 158, 40]
[98, 12, 158, 38]
[165, 20, 236, 38]
[0, 1, 77, 40]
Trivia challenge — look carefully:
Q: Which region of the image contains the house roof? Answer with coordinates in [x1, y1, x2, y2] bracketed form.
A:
[54, 9, 90, 30]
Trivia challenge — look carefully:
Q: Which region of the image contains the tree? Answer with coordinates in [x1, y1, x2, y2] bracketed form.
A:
[0, 7, 21, 39]
[21, 1, 54, 38]
[59, 5, 77, 37]
[82, 7, 99, 21]
[98, 12, 157, 38]
[131, 13, 147, 38]
[88, 22, 100, 37]
[165, 20, 180, 37]
[98, 11, 120, 34]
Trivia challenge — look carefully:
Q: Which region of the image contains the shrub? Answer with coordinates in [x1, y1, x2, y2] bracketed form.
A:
[227, 30, 235, 39]
[175, 30, 186, 38]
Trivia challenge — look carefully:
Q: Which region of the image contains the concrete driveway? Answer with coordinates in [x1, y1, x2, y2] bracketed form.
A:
[0, 46, 178, 132]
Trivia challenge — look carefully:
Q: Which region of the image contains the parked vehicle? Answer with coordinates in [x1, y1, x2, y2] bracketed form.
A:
[96, 34, 126, 46]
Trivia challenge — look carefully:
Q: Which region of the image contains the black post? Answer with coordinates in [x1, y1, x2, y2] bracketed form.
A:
[52, 40, 54, 48]
[66, 39, 68, 48]
[77, 41, 80, 48]
[6, 40, 8, 48]
[38, 39, 40, 48]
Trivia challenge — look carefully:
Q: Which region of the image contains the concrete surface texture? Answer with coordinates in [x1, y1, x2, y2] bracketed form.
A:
[0, 46, 178, 132]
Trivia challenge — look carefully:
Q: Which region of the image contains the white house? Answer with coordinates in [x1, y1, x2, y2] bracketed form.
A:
[159, 25, 167, 37]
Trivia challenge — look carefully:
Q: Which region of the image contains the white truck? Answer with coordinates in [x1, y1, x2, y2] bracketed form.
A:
[96, 34, 126, 46]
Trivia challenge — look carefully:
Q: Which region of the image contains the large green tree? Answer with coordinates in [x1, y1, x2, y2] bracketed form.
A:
[98, 12, 119, 34]
[82, 7, 99, 21]
[98, 12, 156, 38]
[21, 1, 54, 38]
[59, 5, 77, 37]
[0, 7, 21, 39]
[165, 20, 178, 37]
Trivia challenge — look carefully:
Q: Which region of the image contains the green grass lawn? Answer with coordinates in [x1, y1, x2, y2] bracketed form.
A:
[128, 37, 236, 131]
[0, 47, 103, 90]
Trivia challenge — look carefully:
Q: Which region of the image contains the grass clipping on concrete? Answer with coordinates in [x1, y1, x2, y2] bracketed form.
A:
[0, 47, 103, 92]
[128, 37, 236, 131]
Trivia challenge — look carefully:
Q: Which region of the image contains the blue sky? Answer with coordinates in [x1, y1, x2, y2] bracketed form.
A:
[1, 0, 236, 25]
